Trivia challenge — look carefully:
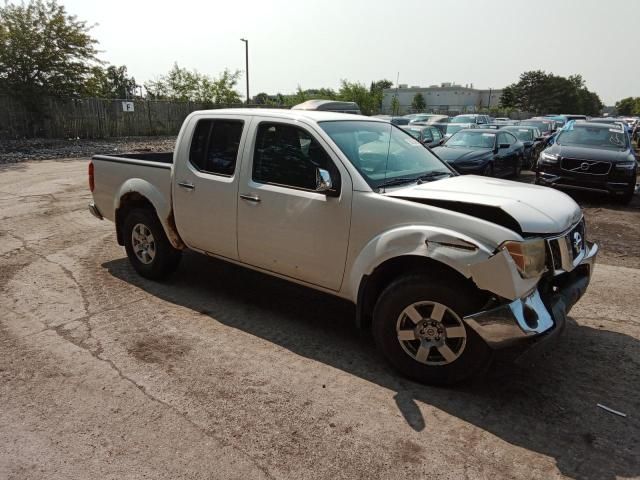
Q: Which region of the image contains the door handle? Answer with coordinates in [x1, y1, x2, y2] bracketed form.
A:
[178, 181, 195, 190]
[240, 193, 260, 203]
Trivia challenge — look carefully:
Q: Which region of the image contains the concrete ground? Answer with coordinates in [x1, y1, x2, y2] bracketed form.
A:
[1, 159, 639, 480]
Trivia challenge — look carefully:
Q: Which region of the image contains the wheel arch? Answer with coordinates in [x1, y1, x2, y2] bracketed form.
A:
[114, 180, 183, 249]
[355, 255, 488, 330]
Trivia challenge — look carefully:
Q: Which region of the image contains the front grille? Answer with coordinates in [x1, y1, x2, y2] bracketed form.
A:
[546, 219, 586, 272]
[565, 221, 585, 260]
[560, 157, 611, 175]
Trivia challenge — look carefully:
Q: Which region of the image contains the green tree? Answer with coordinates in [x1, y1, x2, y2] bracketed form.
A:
[144, 63, 241, 104]
[0, 0, 99, 104]
[85, 65, 137, 98]
[411, 93, 426, 112]
[369, 79, 393, 114]
[338, 80, 374, 114]
[615, 97, 639, 115]
[500, 70, 602, 115]
[390, 96, 400, 116]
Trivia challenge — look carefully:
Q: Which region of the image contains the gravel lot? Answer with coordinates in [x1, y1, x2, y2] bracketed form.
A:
[1, 159, 639, 480]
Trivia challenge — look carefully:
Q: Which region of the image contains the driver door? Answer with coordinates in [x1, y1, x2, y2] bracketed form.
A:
[237, 120, 352, 291]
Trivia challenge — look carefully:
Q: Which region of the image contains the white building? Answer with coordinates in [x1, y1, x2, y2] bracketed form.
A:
[382, 83, 503, 115]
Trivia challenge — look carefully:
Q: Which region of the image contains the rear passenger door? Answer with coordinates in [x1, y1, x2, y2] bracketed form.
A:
[236, 119, 352, 291]
[173, 114, 250, 259]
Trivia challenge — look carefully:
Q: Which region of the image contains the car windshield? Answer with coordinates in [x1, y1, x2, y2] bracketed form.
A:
[556, 125, 627, 150]
[404, 128, 422, 140]
[446, 131, 496, 148]
[451, 115, 476, 123]
[445, 124, 468, 135]
[505, 128, 534, 141]
[521, 121, 552, 132]
[319, 121, 451, 189]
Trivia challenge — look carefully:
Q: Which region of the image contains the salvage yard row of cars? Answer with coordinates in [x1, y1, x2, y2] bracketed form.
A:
[394, 112, 639, 204]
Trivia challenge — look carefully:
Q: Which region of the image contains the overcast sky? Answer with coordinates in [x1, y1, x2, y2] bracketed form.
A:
[57, 0, 639, 104]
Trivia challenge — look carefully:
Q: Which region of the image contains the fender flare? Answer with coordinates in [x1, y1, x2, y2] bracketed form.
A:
[345, 225, 493, 302]
[114, 178, 183, 249]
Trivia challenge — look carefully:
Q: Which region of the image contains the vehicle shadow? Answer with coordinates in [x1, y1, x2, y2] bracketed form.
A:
[103, 253, 639, 480]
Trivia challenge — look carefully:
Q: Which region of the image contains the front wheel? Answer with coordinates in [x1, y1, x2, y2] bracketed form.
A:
[372, 274, 491, 385]
[123, 208, 182, 280]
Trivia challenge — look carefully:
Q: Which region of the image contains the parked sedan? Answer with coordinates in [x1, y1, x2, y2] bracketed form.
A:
[536, 122, 637, 204]
[501, 125, 545, 169]
[443, 123, 476, 138]
[408, 114, 450, 134]
[520, 119, 556, 137]
[432, 129, 524, 177]
[401, 125, 444, 147]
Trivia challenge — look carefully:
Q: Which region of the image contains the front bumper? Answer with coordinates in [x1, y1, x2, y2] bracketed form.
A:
[463, 241, 598, 356]
[536, 169, 635, 196]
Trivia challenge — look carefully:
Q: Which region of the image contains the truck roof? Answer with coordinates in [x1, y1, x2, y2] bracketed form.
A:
[189, 108, 384, 124]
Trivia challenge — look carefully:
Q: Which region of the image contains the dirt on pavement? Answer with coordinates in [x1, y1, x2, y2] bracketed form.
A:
[0, 159, 639, 480]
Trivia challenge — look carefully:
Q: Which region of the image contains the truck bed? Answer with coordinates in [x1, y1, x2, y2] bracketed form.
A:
[93, 152, 173, 165]
[91, 152, 174, 226]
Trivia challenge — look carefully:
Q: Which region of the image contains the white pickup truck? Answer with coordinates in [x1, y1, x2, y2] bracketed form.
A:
[89, 109, 598, 384]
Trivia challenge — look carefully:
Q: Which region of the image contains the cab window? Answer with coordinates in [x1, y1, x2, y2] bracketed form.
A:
[189, 119, 244, 175]
[252, 123, 340, 192]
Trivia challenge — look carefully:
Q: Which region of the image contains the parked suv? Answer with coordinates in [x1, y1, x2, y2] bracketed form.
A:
[536, 121, 637, 203]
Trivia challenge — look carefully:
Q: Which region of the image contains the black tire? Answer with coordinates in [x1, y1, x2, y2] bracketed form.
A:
[123, 208, 181, 280]
[513, 156, 522, 178]
[615, 185, 635, 205]
[372, 274, 491, 385]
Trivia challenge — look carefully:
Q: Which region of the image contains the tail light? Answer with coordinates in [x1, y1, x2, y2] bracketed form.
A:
[88, 161, 95, 192]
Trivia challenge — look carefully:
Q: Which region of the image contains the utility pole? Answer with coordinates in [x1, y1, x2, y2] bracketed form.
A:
[240, 38, 249, 104]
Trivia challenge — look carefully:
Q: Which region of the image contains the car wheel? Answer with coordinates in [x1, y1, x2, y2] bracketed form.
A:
[514, 156, 522, 178]
[482, 162, 494, 177]
[616, 185, 636, 205]
[123, 208, 182, 280]
[372, 274, 492, 385]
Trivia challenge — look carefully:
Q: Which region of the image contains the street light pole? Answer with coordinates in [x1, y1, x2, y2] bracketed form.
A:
[240, 38, 249, 105]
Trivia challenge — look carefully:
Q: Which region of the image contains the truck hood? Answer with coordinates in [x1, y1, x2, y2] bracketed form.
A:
[386, 175, 582, 235]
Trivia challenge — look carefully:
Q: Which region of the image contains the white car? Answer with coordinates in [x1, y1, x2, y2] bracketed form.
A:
[89, 109, 597, 384]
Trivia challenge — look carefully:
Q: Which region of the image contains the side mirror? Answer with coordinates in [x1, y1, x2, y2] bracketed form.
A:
[499, 143, 510, 149]
[315, 168, 333, 193]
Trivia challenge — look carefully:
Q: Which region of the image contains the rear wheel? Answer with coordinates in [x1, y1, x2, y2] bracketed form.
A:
[482, 162, 494, 177]
[372, 274, 491, 385]
[123, 208, 181, 280]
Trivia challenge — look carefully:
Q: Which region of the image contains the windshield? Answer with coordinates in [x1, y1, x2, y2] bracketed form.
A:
[521, 120, 552, 132]
[319, 121, 451, 189]
[445, 124, 468, 135]
[404, 128, 422, 140]
[505, 128, 534, 141]
[451, 115, 476, 124]
[556, 125, 627, 150]
[447, 131, 496, 148]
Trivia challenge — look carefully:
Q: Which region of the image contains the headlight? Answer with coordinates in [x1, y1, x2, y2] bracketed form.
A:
[614, 161, 637, 171]
[539, 152, 559, 164]
[500, 238, 546, 278]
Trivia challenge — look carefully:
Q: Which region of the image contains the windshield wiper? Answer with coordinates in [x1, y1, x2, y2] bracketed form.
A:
[376, 177, 418, 190]
[416, 171, 452, 183]
[377, 171, 452, 190]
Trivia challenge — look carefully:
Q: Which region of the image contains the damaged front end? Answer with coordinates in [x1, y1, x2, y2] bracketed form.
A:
[463, 220, 598, 362]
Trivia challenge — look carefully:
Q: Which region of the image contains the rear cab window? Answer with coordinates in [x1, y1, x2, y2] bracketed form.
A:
[189, 119, 244, 176]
